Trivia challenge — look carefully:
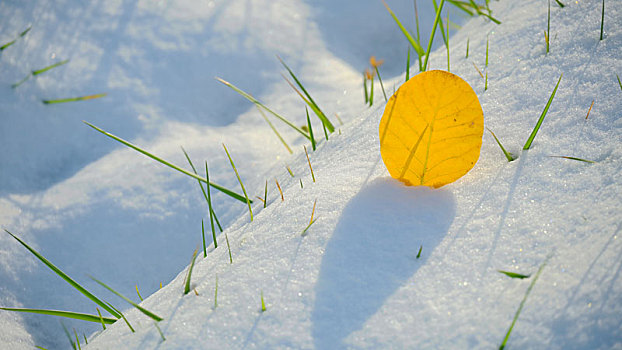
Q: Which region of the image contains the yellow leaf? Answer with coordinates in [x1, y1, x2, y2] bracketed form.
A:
[379, 70, 483, 188]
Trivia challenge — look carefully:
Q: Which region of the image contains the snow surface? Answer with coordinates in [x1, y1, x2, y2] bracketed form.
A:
[1, 0, 621, 349]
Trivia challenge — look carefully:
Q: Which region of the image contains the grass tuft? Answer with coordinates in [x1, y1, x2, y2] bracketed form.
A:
[223, 143, 253, 222]
[499, 255, 551, 349]
[90, 276, 163, 322]
[43, 93, 106, 104]
[523, 73, 563, 150]
[4, 229, 121, 319]
[85, 122, 248, 203]
[278, 56, 335, 133]
[183, 248, 199, 295]
[382, 0, 425, 70]
[487, 128, 515, 162]
[498, 270, 531, 279]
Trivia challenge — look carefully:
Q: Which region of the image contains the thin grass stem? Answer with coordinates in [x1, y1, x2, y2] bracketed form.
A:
[600, 0, 605, 40]
[423, 0, 446, 71]
[223, 143, 253, 222]
[406, 46, 411, 82]
[216, 77, 310, 140]
[33, 59, 70, 76]
[0, 26, 31, 51]
[90, 276, 163, 322]
[416, 245, 423, 259]
[498, 270, 531, 279]
[499, 255, 551, 349]
[214, 275, 219, 309]
[61, 322, 76, 350]
[374, 66, 388, 102]
[135, 285, 143, 301]
[43, 94, 106, 104]
[85, 122, 248, 203]
[382, 0, 426, 62]
[183, 248, 198, 295]
[107, 303, 134, 333]
[548, 155, 595, 163]
[585, 99, 594, 120]
[275, 179, 284, 201]
[261, 290, 267, 312]
[306, 107, 316, 151]
[4, 230, 121, 319]
[523, 73, 563, 150]
[256, 106, 293, 154]
[304, 146, 315, 183]
[96, 308, 106, 330]
[363, 72, 369, 104]
[466, 38, 470, 58]
[0, 307, 117, 324]
[225, 233, 233, 264]
[487, 128, 515, 162]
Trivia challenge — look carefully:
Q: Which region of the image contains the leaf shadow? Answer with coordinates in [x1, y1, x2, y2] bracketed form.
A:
[311, 177, 456, 349]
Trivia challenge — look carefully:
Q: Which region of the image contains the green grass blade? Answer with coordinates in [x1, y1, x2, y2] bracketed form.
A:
[416, 245, 423, 259]
[499, 255, 551, 349]
[0, 26, 31, 51]
[498, 270, 531, 279]
[487, 128, 515, 162]
[96, 308, 106, 330]
[423, 0, 446, 71]
[263, 180, 268, 208]
[261, 290, 267, 312]
[225, 233, 233, 264]
[214, 275, 219, 309]
[306, 107, 316, 151]
[277, 57, 335, 133]
[382, 0, 425, 58]
[369, 75, 374, 106]
[205, 162, 220, 247]
[223, 144, 253, 222]
[155, 321, 166, 341]
[201, 221, 207, 257]
[523, 73, 563, 150]
[549, 155, 596, 163]
[43, 93, 106, 104]
[84, 121, 248, 204]
[11, 74, 31, 89]
[3, 230, 121, 319]
[466, 38, 470, 58]
[61, 322, 76, 350]
[90, 276, 163, 322]
[617, 74, 622, 91]
[374, 66, 388, 102]
[301, 217, 318, 237]
[32, 59, 70, 76]
[106, 302, 134, 332]
[554, 0, 565, 8]
[363, 72, 369, 103]
[486, 35, 490, 67]
[256, 106, 293, 154]
[74, 328, 81, 350]
[0, 307, 117, 324]
[216, 77, 310, 140]
[183, 248, 198, 295]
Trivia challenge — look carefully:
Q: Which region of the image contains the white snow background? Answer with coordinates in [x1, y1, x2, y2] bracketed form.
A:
[1, 0, 620, 349]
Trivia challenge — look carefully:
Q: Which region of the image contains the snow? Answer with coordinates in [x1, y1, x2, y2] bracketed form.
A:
[1, 0, 621, 349]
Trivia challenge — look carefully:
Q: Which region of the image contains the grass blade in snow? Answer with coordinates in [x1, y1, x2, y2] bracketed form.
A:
[216, 77, 310, 140]
[91, 276, 163, 322]
[523, 73, 563, 150]
[382, 0, 425, 59]
[306, 107, 316, 151]
[277, 56, 335, 132]
[84, 121, 248, 204]
[499, 255, 550, 349]
[0, 26, 31, 51]
[487, 128, 515, 162]
[0, 307, 116, 324]
[223, 143, 253, 222]
[183, 249, 198, 295]
[549, 155, 595, 163]
[3, 230, 121, 319]
[33, 59, 70, 76]
[423, 0, 446, 71]
[43, 93, 106, 104]
[498, 270, 531, 279]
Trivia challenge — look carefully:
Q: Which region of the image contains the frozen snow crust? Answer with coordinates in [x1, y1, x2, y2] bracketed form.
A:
[1, 0, 620, 349]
